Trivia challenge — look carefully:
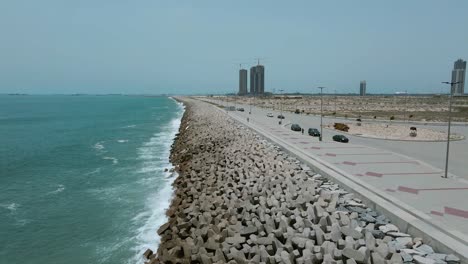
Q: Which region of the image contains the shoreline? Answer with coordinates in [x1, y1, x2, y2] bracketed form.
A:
[144, 97, 461, 264]
[138, 97, 186, 263]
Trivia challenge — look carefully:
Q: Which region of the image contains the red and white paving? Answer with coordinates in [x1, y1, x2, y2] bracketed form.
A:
[226, 105, 468, 238]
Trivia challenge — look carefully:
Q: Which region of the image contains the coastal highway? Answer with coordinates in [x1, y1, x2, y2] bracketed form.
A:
[201, 97, 468, 241]
[211, 99, 468, 181]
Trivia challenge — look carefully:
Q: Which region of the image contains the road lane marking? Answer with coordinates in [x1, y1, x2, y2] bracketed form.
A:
[397, 186, 468, 194]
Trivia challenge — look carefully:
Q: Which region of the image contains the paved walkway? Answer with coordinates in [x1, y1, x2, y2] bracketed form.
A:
[201, 98, 468, 244]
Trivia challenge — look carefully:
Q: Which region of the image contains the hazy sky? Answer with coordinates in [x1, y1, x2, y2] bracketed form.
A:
[1, 0, 467, 95]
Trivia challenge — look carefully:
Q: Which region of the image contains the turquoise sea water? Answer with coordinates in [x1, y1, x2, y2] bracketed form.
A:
[0, 95, 183, 264]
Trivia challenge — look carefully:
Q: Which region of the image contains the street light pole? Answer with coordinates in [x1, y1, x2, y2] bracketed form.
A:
[225, 94, 228, 113]
[317, 87, 326, 141]
[404, 90, 408, 123]
[334, 89, 337, 117]
[279, 89, 284, 125]
[441, 81, 462, 179]
[234, 88, 238, 110]
[253, 92, 255, 114]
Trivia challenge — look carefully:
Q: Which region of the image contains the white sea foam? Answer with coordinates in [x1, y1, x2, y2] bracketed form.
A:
[122, 124, 136, 128]
[129, 175, 176, 264]
[0, 203, 31, 226]
[129, 99, 184, 264]
[136, 163, 160, 174]
[0, 202, 19, 213]
[93, 142, 105, 150]
[103, 156, 118, 164]
[47, 184, 65, 195]
[96, 239, 128, 264]
[85, 168, 101, 175]
[14, 219, 31, 226]
[117, 139, 129, 143]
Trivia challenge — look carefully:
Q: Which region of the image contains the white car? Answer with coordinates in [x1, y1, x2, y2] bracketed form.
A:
[267, 113, 274, 117]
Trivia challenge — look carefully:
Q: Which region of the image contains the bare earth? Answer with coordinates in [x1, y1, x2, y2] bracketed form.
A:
[326, 123, 464, 141]
[219, 95, 468, 122]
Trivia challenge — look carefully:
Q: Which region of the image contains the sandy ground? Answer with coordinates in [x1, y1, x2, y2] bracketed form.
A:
[216, 95, 468, 122]
[326, 122, 464, 141]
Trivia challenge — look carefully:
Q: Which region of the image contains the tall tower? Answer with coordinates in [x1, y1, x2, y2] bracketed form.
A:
[249, 64, 265, 95]
[250, 66, 256, 95]
[257, 65, 265, 95]
[452, 59, 466, 95]
[239, 69, 247, 95]
[360, 80, 366, 96]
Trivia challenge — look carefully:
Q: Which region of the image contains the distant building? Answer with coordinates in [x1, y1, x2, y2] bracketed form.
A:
[452, 59, 466, 95]
[249, 65, 265, 95]
[238, 69, 248, 95]
[250, 67, 256, 94]
[360, 80, 366, 96]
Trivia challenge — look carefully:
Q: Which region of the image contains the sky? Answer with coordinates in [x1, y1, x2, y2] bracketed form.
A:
[0, 0, 467, 95]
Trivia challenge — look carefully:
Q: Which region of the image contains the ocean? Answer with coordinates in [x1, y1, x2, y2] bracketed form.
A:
[0, 95, 184, 264]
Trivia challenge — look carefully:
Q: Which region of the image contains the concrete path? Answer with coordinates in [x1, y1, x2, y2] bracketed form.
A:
[201, 98, 468, 243]
[213, 99, 468, 180]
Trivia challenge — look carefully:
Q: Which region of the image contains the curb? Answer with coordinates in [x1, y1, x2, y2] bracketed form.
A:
[322, 127, 466, 142]
[282, 112, 468, 127]
[204, 100, 468, 263]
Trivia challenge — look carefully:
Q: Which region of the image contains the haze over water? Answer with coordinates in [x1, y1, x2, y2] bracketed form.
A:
[0, 95, 183, 264]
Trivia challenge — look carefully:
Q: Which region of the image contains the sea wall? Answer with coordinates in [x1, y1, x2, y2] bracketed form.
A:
[143, 98, 461, 264]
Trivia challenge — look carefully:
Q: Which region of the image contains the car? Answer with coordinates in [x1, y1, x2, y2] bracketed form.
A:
[237, 108, 244, 112]
[332, 135, 349, 143]
[277, 114, 285, 119]
[308, 128, 321, 137]
[291, 124, 302, 131]
[267, 113, 274, 117]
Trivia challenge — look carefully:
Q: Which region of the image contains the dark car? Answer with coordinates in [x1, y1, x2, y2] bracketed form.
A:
[308, 128, 321, 137]
[333, 135, 349, 143]
[291, 124, 302, 131]
[277, 114, 285, 119]
[237, 108, 244, 112]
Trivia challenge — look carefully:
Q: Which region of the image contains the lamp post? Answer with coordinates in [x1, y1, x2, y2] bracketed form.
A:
[441, 81, 462, 179]
[253, 91, 255, 114]
[317, 87, 326, 141]
[234, 89, 238, 110]
[222, 94, 226, 112]
[334, 89, 337, 118]
[279, 89, 284, 125]
[404, 90, 408, 122]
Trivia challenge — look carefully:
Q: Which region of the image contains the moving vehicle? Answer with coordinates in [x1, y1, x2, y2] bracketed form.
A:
[308, 128, 321, 137]
[291, 124, 302, 131]
[332, 135, 349, 143]
[277, 114, 285, 119]
[267, 113, 274, 117]
[237, 108, 244, 112]
[410, 126, 417, 137]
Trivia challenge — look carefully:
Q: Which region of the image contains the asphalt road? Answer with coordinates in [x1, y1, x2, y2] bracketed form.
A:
[219, 99, 468, 181]
[201, 98, 468, 240]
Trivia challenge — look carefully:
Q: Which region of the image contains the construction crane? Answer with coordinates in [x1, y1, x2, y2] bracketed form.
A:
[254, 57, 267, 65]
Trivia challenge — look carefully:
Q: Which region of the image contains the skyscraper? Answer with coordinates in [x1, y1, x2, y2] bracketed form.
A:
[256, 65, 265, 94]
[249, 65, 265, 95]
[250, 66, 256, 95]
[452, 59, 466, 95]
[239, 69, 247, 95]
[360, 80, 366, 96]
